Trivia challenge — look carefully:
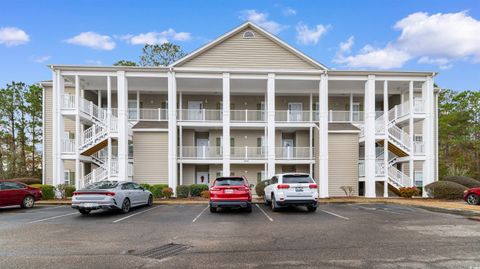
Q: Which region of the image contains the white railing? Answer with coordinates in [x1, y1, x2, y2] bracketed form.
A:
[177, 109, 222, 122]
[81, 124, 107, 150]
[414, 142, 425, 155]
[62, 94, 75, 109]
[388, 124, 411, 151]
[230, 110, 265, 122]
[275, 147, 314, 160]
[230, 147, 266, 160]
[61, 139, 75, 153]
[275, 110, 311, 122]
[83, 167, 107, 186]
[358, 160, 385, 177]
[179, 146, 222, 159]
[388, 165, 411, 188]
[414, 98, 425, 113]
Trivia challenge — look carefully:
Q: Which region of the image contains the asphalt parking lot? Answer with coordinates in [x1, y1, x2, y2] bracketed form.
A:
[0, 203, 479, 269]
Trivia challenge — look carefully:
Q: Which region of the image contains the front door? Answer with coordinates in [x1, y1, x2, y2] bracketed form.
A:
[283, 139, 294, 159]
[188, 101, 203, 120]
[196, 171, 209, 184]
[288, 103, 303, 122]
[352, 103, 360, 121]
[196, 138, 209, 158]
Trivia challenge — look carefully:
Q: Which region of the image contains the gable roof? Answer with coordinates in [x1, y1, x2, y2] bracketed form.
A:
[171, 22, 328, 70]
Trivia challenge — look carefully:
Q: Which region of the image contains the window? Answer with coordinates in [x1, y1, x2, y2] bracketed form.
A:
[121, 183, 134, 190]
[414, 171, 423, 187]
[214, 177, 245, 186]
[282, 174, 314, 184]
[85, 181, 118, 190]
[257, 171, 265, 183]
[414, 134, 423, 143]
[64, 171, 75, 186]
[0, 182, 25, 190]
[243, 30, 255, 39]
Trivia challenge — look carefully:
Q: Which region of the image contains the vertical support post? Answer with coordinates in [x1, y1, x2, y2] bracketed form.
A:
[97, 90, 101, 107]
[318, 74, 329, 198]
[409, 80, 414, 187]
[422, 76, 435, 196]
[383, 80, 389, 197]
[179, 91, 183, 121]
[107, 76, 112, 179]
[117, 71, 129, 182]
[137, 90, 140, 121]
[309, 93, 313, 121]
[309, 126, 312, 160]
[168, 71, 178, 193]
[75, 75, 81, 189]
[364, 75, 376, 198]
[222, 73, 231, 177]
[267, 73, 276, 178]
[53, 70, 65, 186]
[350, 93, 353, 122]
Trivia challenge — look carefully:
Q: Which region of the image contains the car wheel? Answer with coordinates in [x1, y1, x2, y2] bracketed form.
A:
[245, 203, 252, 213]
[466, 194, 480, 205]
[307, 205, 317, 212]
[21, 195, 35, 209]
[121, 198, 131, 213]
[147, 195, 153, 207]
[79, 208, 91, 215]
[209, 205, 216, 213]
[271, 195, 279, 212]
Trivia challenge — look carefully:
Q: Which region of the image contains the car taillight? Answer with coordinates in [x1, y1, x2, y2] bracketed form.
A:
[277, 184, 290, 189]
[210, 187, 220, 191]
[309, 184, 318, 189]
[104, 192, 115, 196]
[72, 192, 78, 196]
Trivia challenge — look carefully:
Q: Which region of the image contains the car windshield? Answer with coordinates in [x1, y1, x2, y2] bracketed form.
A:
[84, 181, 119, 190]
[214, 177, 245, 186]
[283, 175, 314, 184]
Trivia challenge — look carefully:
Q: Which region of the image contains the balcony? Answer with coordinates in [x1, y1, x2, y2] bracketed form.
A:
[358, 160, 385, 177]
[61, 139, 75, 153]
[177, 109, 222, 122]
[414, 142, 425, 155]
[276, 110, 311, 123]
[179, 146, 222, 159]
[275, 147, 314, 160]
[230, 110, 265, 122]
[62, 94, 75, 109]
[230, 147, 266, 160]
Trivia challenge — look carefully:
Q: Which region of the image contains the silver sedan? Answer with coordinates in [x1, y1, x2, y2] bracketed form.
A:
[72, 181, 153, 214]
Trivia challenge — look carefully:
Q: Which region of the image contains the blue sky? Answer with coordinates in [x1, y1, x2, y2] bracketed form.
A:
[0, 0, 479, 91]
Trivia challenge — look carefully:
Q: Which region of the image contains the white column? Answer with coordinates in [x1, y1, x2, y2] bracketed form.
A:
[136, 90, 140, 121]
[383, 80, 389, 197]
[408, 80, 414, 186]
[349, 93, 353, 121]
[222, 73, 231, 176]
[422, 76, 435, 196]
[167, 72, 178, 192]
[97, 90, 101, 107]
[107, 76, 112, 179]
[364, 75, 376, 197]
[318, 74, 329, 198]
[267, 73, 276, 178]
[179, 125, 183, 185]
[117, 71, 129, 182]
[75, 75, 81, 189]
[53, 70, 65, 186]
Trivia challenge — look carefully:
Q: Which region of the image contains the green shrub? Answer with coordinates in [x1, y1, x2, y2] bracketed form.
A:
[176, 185, 190, 198]
[441, 176, 480, 188]
[151, 184, 169, 198]
[162, 187, 173, 199]
[31, 184, 55, 200]
[64, 186, 76, 198]
[255, 181, 266, 197]
[398, 187, 420, 198]
[425, 181, 468, 200]
[139, 183, 153, 192]
[190, 184, 209, 197]
[10, 178, 41, 185]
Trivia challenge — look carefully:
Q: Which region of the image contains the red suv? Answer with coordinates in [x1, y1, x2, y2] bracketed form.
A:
[209, 177, 253, 213]
[0, 180, 43, 208]
[464, 187, 480, 205]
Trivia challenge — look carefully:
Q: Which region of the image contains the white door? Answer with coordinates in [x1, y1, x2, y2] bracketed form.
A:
[283, 139, 294, 159]
[128, 100, 137, 120]
[196, 171, 209, 184]
[196, 138, 209, 158]
[188, 101, 203, 120]
[288, 103, 303, 122]
[352, 103, 360, 122]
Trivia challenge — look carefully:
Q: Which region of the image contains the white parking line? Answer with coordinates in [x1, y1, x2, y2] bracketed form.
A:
[255, 204, 274, 222]
[112, 206, 159, 223]
[192, 206, 209, 223]
[28, 212, 79, 224]
[320, 209, 349, 220]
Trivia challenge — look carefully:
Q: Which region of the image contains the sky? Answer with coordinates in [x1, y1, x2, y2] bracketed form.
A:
[0, 0, 479, 91]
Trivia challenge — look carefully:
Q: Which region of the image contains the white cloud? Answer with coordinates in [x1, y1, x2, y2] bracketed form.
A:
[122, 29, 192, 45]
[0, 27, 30, 46]
[295, 22, 329, 45]
[65, 32, 115, 50]
[33, 55, 51, 63]
[283, 8, 297, 16]
[333, 11, 480, 69]
[239, 10, 285, 34]
[338, 36, 354, 54]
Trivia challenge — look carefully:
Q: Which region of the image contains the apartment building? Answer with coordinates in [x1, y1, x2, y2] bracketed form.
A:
[41, 22, 439, 197]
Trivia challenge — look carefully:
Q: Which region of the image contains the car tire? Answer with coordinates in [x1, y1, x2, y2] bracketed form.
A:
[245, 204, 252, 213]
[20, 195, 35, 209]
[307, 205, 317, 212]
[79, 208, 91, 215]
[466, 193, 480, 205]
[271, 195, 279, 212]
[147, 195, 153, 207]
[121, 198, 131, 214]
[209, 206, 216, 213]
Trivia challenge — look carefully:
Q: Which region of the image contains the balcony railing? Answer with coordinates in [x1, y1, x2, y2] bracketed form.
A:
[61, 139, 75, 153]
[179, 146, 222, 159]
[230, 147, 266, 160]
[230, 110, 265, 122]
[275, 110, 312, 122]
[414, 142, 425, 155]
[358, 160, 385, 177]
[177, 109, 222, 122]
[62, 94, 75, 109]
[275, 147, 314, 160]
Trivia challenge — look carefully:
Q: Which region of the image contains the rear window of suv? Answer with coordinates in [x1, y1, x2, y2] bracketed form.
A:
[282, 175, 314, 184]
[214, 177, 245, 186]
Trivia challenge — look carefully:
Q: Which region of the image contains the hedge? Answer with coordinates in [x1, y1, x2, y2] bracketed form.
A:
[64, 186, 76, 198]
[441, 176, 480, 189]
[190, 184, 209, 197]
[425, 181, 468, 200]
[176, 185, 190, 198]
[139, 183, 153, 192]
[30, 184, 55, 200]
[151, 184, 169, 198]
[255, 181, 267, 197]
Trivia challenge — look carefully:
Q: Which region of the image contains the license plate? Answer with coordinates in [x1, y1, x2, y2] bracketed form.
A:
[224, 189, 234, 194]
[82, 203, 99, 208]
[295, 187, 304, 192]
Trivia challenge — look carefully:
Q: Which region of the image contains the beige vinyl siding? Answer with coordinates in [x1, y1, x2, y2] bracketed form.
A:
[133, 132, 168, 184]
[180, 27, 317, 69]
[182, 164, 195, 185]
[328, 133, 359, 196]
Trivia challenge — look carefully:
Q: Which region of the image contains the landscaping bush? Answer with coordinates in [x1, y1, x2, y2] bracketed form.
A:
[64, 186, 76, 198]
[151, 184, 169, 198]
[201, 190, 210, 199]
[441, 176, 480, 189]
[11, 177, 41, 185]
[190, 184, 209, 197]
[162, 187, 173, 199]
[255, 181, 266, 197]
[398, 187, 421, 198]
[425, 181, 468, 200]
[30, 184, 55, 200]
[176, 185, 190, 198]
[139, 183, 153, 192]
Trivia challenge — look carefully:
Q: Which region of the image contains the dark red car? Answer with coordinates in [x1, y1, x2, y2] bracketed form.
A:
[0, 180, 42, 208]
[209, 177, 253, 213]
[464, 187, 480, 205]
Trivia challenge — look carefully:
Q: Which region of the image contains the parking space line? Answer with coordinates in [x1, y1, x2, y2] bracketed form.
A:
[112, 206, 159, 223]
[192, 206, 209, 223]
[28, 212, 79, 224]
[320, 209, 349, 220]
[255, 204, 274, 222]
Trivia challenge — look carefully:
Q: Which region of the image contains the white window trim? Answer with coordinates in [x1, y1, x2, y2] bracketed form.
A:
[414, 134, 423, 142]
[243, 30, 255, 39]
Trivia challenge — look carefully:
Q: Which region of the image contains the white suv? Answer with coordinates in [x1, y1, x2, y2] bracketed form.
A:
[263, 173, 318, 212]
